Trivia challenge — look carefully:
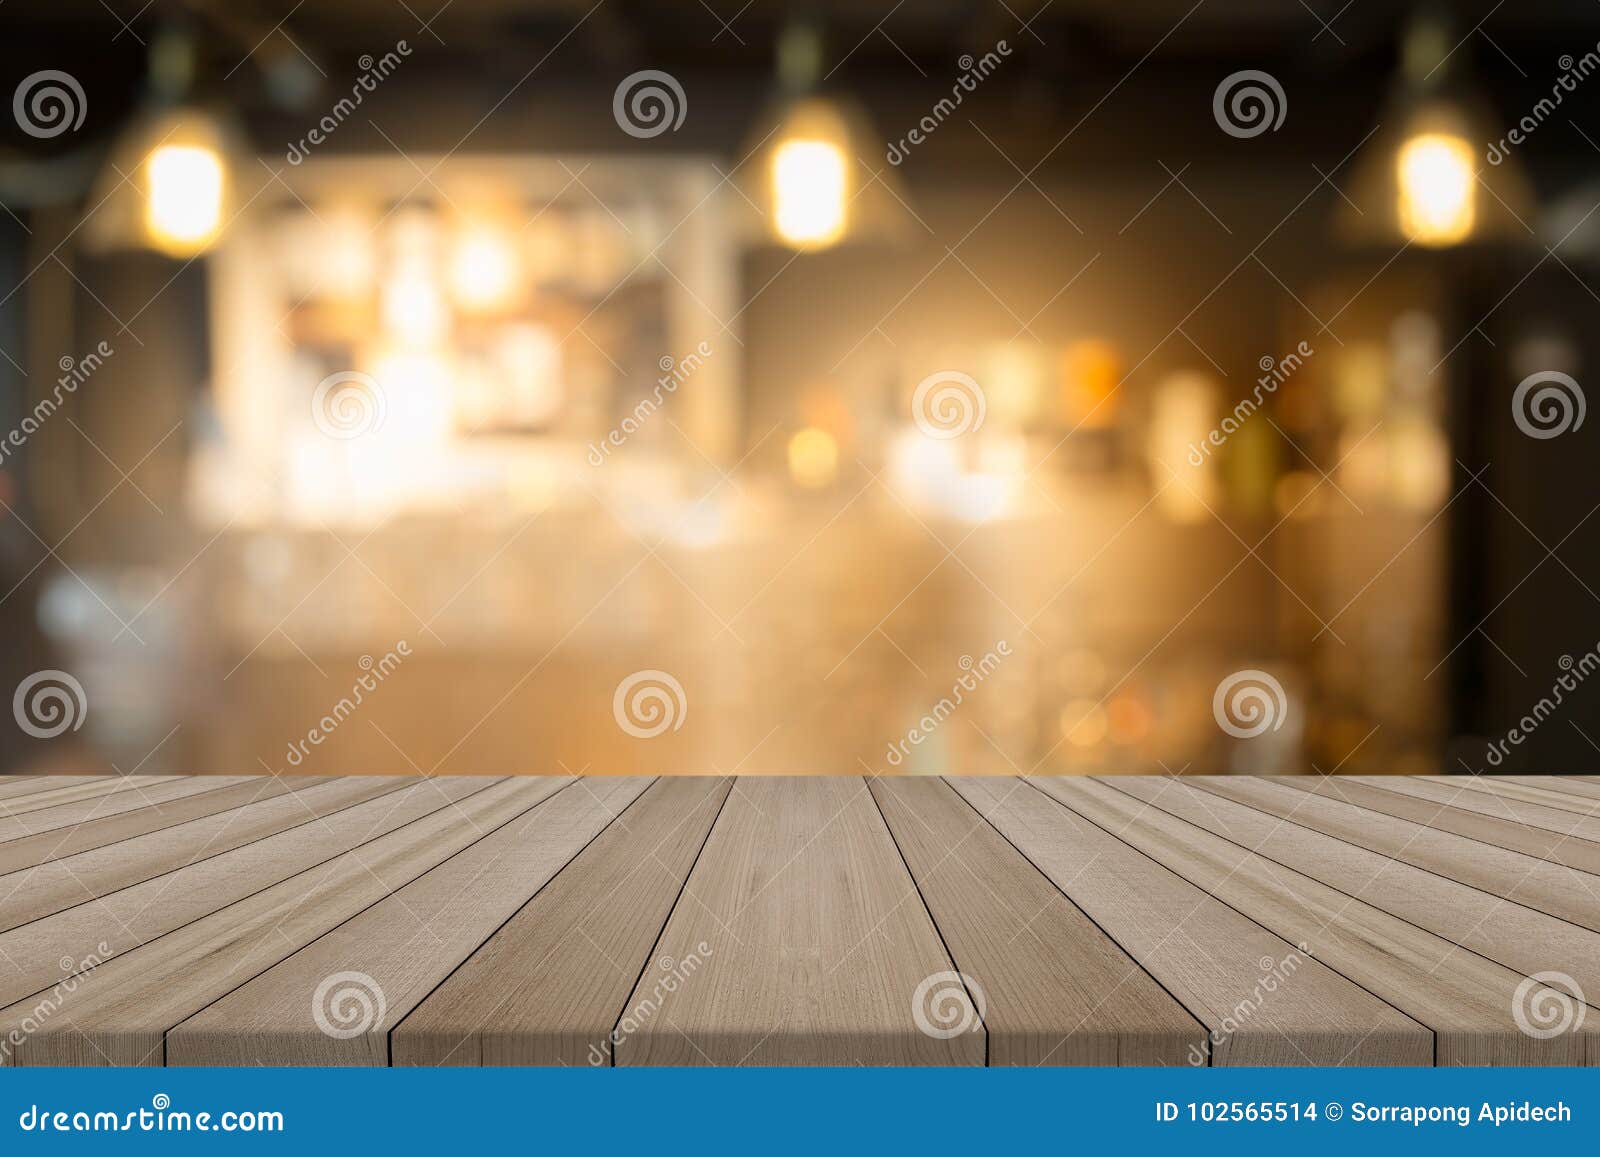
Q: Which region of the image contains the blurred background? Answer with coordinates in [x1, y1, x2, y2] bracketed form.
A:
[0, 0, 1597, 776]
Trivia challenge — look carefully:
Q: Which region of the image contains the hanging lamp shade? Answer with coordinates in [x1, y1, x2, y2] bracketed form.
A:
[1337, 12, 1534, 250]
[82, 103, 248, 259]
[81, 27, 249, 259]
[736, 21, 914, 252]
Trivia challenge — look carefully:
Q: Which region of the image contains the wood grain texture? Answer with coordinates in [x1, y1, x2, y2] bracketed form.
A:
[0, 778, 568, 1065]
[0, 777, 104, 803]
[0, 777, 417, 931]
[0, 776, 334, 876]
[0, 777, 256, 844]
[1438, 776, 1600, 816]
[0, 777, 497, 1010]
[0, 777, 177, 817]
[950, 777, 1429, 1066]
[1034, 777, 1600, 1064]
[1107, 776, 1600, 1010]
[2, 774, 1599, 1067]
[1502, 777, 1600, 803]
[169, 777, 645, 1065]
[394, 776, 733, 1066]
[871, 777, 1205, 1065]
[1266, 775, 1600, 876]
[615, 777, 983, 1066]
[1188, 776, 1600, 931]
[1358, 775, 1600, 840]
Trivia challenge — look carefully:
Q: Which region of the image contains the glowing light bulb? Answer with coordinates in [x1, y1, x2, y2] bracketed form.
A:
[1396, 132, 1476, 246]
[772, 139, 847, 249]
[449, 230, 518, 310]
[144, 144, 225, 254]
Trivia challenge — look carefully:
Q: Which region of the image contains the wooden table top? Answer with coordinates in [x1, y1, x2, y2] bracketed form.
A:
[1, 773, 1598, 1067]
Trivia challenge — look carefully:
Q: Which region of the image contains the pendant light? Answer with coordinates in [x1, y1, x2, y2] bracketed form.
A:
[739, 20, 913, 252]
[83, 25, 245, 259]
[1339, 6, 1533, 249]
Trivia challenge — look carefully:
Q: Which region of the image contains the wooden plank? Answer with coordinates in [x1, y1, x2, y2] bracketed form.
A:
[949, 777, 1429, 1066]
[0, 777, 503, 1008]
[0, 776, 257, 845]
[1266, 776, 1600, 876]
[0, 776, 419, 931]
[871, 777, 1204, 1065]
[0, 777, 67, 802]
[1189, 776, 1600, 932]
[1502, 776, 1600, 803]
[1347, 775, 1600, 841]
[394, 776, 732, 1066]
[169, 777, 652, 1065]
[0, 777, 178, 817]
[1033, 777, 1600, 1064]
[0, 777, 573, 1066]
[0, 776, 335, 875]
[1435, 776, 1600, 816]
[1104, 777, 1600, 1023]
[615, 777, 982, 1065]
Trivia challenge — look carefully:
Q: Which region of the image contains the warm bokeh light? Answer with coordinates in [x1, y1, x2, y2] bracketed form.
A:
[786, 426, 839, 488]
[144, 144, 225, 255]
[449, 229, 520, 310]
[1396, 132, 1476, 246]
[382, 270, 449, 344]
[772, 139, 848, 249]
